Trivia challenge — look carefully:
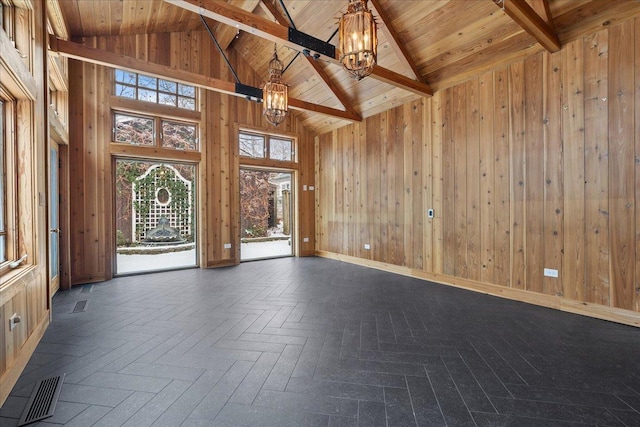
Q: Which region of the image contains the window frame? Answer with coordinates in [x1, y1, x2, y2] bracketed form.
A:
[160, 118, 198, 151]
[0, 96, 19, 276]
[0, 2, 16, 45]
[113, 69, 198, 112]
[239, 130, 296, 164]
[113, 111, 156, 146]
[112, 110, 200, 152]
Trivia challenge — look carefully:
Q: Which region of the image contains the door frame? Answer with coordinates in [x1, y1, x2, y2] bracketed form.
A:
[112, 156, 200, 276]
[49, 140, 60, 296]
[238, 165, 298, 261]
[48, 131, 70, 293]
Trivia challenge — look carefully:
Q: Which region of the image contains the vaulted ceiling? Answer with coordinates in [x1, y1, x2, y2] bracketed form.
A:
[56, 0, 640, 134]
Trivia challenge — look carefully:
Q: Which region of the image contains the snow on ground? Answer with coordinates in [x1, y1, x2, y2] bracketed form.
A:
[116, 239, 292, 274]
[116, 249, 197, 274]
[241, 238, 292, 261]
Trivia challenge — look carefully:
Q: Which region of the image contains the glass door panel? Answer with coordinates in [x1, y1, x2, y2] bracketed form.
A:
[49, 142, 60, 294]
[240, 169, 293, 261]
[115, 158, 197, 274]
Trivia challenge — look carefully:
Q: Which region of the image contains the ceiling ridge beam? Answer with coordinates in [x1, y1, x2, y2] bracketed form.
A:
[259, 0, 361, 119]
[493, 0, 560, 52]
[368, 0, 422, 82]
[166, 0, 432, 97]
[48, 36, 361, 122]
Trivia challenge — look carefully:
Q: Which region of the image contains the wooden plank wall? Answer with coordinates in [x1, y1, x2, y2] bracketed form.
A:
[316, 16, 640, 322]
[1, 0, 52, 405]
[68, 30, 315, 283]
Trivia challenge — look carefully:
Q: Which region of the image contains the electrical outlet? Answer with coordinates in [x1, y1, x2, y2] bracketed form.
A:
[223, 243, 232, 249]
[303, 237, 309, 242]
[309, 186, 315, 191]
[9, 313, 21, 331]
[544, 268, 558, 278]
[364, 244, 371, 250]
[303, 185, 308, 191]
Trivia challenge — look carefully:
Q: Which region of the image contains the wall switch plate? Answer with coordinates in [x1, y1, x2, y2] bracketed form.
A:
[303, 185, 308, 191]
[544, 268, 559, 278]
[303, 237, 309, 242]
[364, 244, 371, 250]
[224, 243, 232, 249]
[309, 186, 315, 191]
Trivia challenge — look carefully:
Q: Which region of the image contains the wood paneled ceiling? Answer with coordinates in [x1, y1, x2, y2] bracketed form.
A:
[57, 0, 640, 134]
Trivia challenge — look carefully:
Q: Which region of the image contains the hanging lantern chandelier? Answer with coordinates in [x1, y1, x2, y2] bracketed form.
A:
[339, 0, 378, 80]
[262, 45, 289, 126]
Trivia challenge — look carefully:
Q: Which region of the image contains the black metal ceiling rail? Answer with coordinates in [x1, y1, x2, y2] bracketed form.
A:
[276, 0, 300, 74]
[283, 27, 338, 74]
[278, 0, 296, 29]
[326, 27, 339, 44]
[200, 14, 262, 102]
[200, 14, 240, 84]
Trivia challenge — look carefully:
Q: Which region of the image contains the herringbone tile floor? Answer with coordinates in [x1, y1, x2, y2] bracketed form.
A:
[1, 257, 640, 426]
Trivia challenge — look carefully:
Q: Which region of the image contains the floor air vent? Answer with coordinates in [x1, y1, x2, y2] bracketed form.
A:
[80, 284, 93, 293]
[72, 300, 88, 313]
[18, 374, 65, 426]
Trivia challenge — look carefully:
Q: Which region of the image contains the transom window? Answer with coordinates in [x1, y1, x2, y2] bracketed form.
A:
[113, 112, 198, 151]
[239, 132, 295, 162]
[114, 69, 197, 111]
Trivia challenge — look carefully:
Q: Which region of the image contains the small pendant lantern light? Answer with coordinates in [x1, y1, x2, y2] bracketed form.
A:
[339, 0, 377, 80]
[263, 45, 289, 126]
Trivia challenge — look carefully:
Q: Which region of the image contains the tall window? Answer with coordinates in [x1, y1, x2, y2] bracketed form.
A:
[114, 69, 197, 111]
[239, 131, 295, 162]
[0, 97, 18, 274]
[1, 3, 34, 281]
[0, 100, 6, 263]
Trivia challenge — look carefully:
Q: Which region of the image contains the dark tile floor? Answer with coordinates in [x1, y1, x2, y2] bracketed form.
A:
[1, 257, 640, 426]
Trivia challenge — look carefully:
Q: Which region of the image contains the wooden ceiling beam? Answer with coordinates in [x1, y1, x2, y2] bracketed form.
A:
[493, 0, 560, 52]
[369, 0, 422, 81]
[49, 36, 361, 122]
[213, 0, 260, 51]
[529, 0, 554, 26]
[259, 0, 361, 119]
[166, 0, 432, 97]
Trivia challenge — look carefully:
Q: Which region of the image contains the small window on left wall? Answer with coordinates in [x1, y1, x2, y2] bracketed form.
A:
[0, 98, 21, 277]
[0, 100, 6, 264]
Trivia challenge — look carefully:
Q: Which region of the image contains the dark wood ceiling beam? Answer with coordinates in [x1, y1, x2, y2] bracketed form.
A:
[493, 0, 560, 52]
[369, 0, 422, 81]
[49, 36, 361, 122]
[259, 0, 361, 119]
[166, 0, 432, 97]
